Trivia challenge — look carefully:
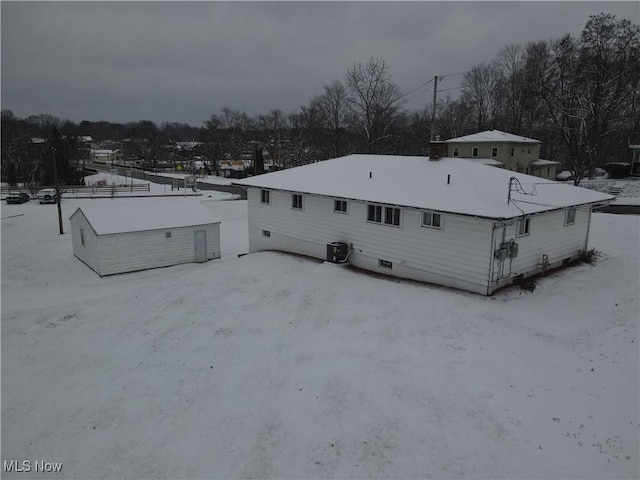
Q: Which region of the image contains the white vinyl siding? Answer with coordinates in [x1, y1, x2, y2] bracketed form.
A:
[246, 188, 494, 294]
[96, 224, 220, 276]
[499, 208, 591, 283]
[71, 209, 220, 276]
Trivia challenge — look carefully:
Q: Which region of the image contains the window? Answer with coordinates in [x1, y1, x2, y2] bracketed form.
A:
[510, 147, 515, 157]
[262, 230, 271, 237]
[472, 147, 479, 157]
[260, 189, 270, 204]
[422, 212, 442, 229]
[528, 148, 531, 154]
[384, 207, 401, 226]
[491, 147, 498, 158]
[292, 194, 303, 210]
[334, 199, 348, 213]
[453, 147, 459, 157]
[379, 259, 393, 269]
[565, 208, 576, 225]
[80, 228, 85, 246]
[518, 217, 530, 236]
[165, 231, 172, 238]
[367, 204, 382, 223]
[368, 205, 400, 226]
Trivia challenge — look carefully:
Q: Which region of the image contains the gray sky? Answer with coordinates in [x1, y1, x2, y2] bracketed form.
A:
[2, 1, 638, 126]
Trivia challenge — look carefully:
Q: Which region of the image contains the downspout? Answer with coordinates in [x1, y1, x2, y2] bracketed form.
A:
[487, 222, 498, 295]
[584, 206, 592, 253]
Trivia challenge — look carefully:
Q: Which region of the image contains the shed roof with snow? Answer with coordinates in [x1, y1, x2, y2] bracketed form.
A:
[70, 200, 220, 235]
[445, 130, 541, 144]
[234, 155, 612, 220]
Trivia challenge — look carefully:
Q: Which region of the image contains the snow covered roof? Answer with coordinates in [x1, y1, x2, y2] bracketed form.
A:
[71, 200, 220, 235]
[531, 159, 561, 166]
[233, 155, 613, 220]
[446, 130, 541, 144]
[461, 157, 504, 166]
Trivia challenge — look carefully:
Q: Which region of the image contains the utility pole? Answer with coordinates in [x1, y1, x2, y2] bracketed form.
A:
[51, 146, 64, 234]
[430, 75, 439, 142]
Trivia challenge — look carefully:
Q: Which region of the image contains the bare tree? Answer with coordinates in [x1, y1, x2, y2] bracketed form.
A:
[461, 63, 498, 131]
[311, 80, 350, 158]
[345, 57, 404, 153]
[527, 14, 640, 184]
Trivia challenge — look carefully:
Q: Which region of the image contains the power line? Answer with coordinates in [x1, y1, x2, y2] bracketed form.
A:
[440, 71, 469, 79]
[399, 78, 434, 101]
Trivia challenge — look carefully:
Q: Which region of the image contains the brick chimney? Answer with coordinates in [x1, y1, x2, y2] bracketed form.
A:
[429, 138, 447, 161]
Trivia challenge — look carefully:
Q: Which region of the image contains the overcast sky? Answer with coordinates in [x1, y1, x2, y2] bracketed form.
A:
[2, 1, 638, 127]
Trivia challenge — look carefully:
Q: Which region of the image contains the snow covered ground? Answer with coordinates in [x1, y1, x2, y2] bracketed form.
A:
[1, 194, 638, 479]
[580, 176, 640, 205]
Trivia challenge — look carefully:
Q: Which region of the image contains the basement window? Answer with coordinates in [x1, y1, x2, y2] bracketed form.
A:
[565, 208, 576, 226]
[165, 231, 172, 239]
[379, 259, 393, 269]
[260, 189, 270, 204]
[334, 199, 348, 213]
[422, 212, 442, 229]
[518, 217, 530, 237]
[291, 194, 303, 210]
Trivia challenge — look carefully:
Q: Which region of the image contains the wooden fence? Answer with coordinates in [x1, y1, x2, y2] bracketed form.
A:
[1, 184, 151, 197]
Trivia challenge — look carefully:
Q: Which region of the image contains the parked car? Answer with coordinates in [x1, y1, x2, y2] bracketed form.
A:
[555, 170, 575, 182]
[37, 188, 59, 204]
[5, 192, 31, 204]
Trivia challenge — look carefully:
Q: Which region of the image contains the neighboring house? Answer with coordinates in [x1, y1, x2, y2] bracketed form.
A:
[445, 130, 560, 179]
[233, 152, 611, 295]
[92, 149, 124, 164]
[70, 200, 220, 276]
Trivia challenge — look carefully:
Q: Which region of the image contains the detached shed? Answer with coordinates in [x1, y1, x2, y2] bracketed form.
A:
[70, 200, 220, 276]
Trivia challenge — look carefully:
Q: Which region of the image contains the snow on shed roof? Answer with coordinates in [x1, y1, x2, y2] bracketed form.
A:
[461, 157, 504, 166]
[445, 130, 541, 144]
[531, 159, 561, 166]
[233, 155, 612, 220]
[70, 200, 220, 235]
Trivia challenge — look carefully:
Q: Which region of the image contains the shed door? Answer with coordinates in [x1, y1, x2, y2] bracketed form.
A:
[194, 230, 207, 263]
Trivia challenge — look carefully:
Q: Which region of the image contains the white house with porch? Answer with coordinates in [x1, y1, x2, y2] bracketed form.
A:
[234, 153, 611, 295]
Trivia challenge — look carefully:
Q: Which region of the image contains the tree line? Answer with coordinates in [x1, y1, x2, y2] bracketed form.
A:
[2, 13, 638, 186]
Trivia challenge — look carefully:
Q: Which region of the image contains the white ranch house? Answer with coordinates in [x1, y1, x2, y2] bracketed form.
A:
[70, 200, 220, 276]
[234, 154, 612, 295]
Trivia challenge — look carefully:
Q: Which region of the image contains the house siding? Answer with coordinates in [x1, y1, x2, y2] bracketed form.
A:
[96, 223, 220, 276]
[70, 211, 101, 274]
[489, 208, 590, 291]
[247, 188, 494, 294]
[447, 142, 541, 173]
